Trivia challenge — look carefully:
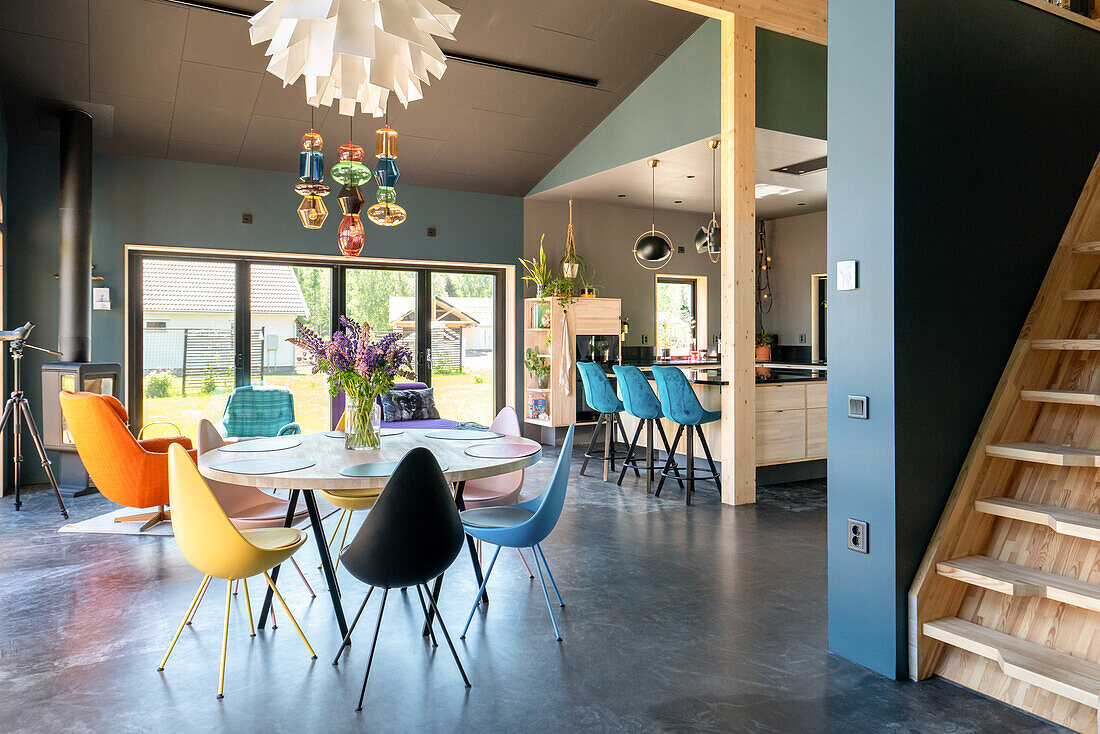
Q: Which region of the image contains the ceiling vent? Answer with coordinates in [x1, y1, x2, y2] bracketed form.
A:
[771, 155, 827, 176]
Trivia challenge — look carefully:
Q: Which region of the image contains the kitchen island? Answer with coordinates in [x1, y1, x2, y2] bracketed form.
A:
[613, 363, 826, 468]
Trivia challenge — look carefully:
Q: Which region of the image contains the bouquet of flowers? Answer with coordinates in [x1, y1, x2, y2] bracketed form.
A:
[289, 317, 414, 449]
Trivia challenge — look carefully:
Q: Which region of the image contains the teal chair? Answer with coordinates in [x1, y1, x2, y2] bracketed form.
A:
[576, 362, 635, 482]
[216, 385, 301, 439]
[612, 365, 684, 494]
[651, 366, 721, 505]
[459, 425, 575, 641]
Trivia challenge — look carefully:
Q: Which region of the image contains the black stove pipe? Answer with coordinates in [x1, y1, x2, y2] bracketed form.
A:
[58, 109, 93, 363]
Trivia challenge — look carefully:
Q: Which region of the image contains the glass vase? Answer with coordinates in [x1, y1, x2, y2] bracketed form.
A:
[344, 397, 382, 450]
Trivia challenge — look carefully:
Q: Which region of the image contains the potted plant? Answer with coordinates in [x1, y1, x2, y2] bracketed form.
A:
[755, 331, 776, 362]
[579, 270, 599, 297]
[546, 275, 576, 309]
[561, 199, 587, 279]
[525, 347, 551, 389]
[519, 234, 552, 297]
[290, 317, 414, 450]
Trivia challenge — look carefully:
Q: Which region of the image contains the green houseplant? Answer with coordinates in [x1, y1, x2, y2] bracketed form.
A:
[755, 331, 776, 363]
[525, 347, 551, 389]
[519, 234, 553, 297]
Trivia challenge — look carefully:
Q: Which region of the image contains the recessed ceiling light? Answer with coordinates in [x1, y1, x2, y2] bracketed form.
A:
[755, 183, 803, 199]
[674, 200, 682, 204]
[617, 194, 626, 198]
[686, 175, 695, 179]
[797, 202, 807, 206]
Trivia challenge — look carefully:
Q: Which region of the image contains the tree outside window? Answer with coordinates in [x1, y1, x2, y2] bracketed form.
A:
[656, 278, 697, 355]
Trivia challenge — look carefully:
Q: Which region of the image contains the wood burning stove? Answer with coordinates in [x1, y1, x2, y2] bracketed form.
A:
[41, 361, 121, 495]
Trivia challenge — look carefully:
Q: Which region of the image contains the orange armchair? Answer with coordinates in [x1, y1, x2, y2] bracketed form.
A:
[59, 390, 197, 531]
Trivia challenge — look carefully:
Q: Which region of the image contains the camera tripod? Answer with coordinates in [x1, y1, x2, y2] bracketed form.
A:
[0, 323, 68, 518]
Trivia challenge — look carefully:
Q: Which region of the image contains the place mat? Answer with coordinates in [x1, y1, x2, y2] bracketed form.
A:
[218, 436, 302, 453]
[325, 428, 403, 438]
[208, 457, 316, 475]
[425, 430, 503, 440]
[340, 460, 449, 478]
[464, 442, 541, 459]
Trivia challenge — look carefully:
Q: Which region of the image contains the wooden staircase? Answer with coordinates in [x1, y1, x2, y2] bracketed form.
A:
[908, 154, 1100, 734]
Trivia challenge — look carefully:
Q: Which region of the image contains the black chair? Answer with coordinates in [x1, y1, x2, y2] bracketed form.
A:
[332, 447, 471, 710]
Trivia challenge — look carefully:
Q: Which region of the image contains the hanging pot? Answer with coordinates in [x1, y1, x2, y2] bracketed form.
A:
[563, 261, 580, 279]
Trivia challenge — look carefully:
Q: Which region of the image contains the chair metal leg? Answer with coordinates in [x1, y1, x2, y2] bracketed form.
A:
[516, 548, 534, 578]
[187, 573, 212, 626]
[655, 421, 686, 489]
[532, 547, 562, 641]
[617, 420, 644, 486]
[579, 414, 603, 476]
[535, 544, 564, 607]
[656, 425, 683, 497]
[262, 571, 317, 660]
[233, 579, 239, 596]
[646, 419, 654, 493]
[242, 577, 255, 637]
[415, 585, 438, 648]
[686, 425, 695, 505]
[321, 509, 347, 570]
[615, 415, 640, 477]
[159, 574, 210, 671]
[355, 588, 388, 711]
[461, 545, 501, 638]
[421, 584, 471, 688]
[697, 425, 721, 490]
[217, 580, 232, 699]
[333, 587, 374, 665]
[289, 557, 316, 598]
[603, 412, 613, 481]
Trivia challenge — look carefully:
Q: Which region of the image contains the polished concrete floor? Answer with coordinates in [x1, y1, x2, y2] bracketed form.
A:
[0, 447, 1064, 733]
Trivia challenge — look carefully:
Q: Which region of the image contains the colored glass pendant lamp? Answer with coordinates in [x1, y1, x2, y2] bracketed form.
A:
[368, 125, 406, 226]
[295, 128, 329, 229]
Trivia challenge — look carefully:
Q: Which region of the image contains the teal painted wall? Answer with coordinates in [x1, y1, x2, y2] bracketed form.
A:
[529, 20, 826, 196]
[5, 144, 523, 483]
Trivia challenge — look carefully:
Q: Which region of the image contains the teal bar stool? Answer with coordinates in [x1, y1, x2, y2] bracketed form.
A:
[612, 365, 684, 494]
[576, 361, 635, 482]
[651, 366, 721, 505]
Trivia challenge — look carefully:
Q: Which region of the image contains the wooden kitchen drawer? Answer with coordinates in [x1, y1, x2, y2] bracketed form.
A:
[756, 383, 806, 412]
[806, 407, 827, 458]
[573, 298, 621, 334]
[756, 409, 807, 464]
[806, 383, 827, 409]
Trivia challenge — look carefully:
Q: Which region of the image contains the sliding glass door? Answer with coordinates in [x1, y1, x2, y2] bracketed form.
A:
[129, 252, 505, 434]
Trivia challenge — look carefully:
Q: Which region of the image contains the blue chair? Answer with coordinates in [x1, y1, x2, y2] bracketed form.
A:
[651, 366, 721, 505]
[459, 424, 575, 641]
[216, 385, 301, 438]
[577, 362, 635, 482]
[613, 365, 684, 494]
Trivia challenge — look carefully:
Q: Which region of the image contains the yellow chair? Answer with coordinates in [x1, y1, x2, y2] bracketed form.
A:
[321, 412, 381, 571]
[159, 443, 316, 699]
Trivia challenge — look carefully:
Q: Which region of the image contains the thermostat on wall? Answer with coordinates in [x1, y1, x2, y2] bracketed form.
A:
[92, 287, 111, 311]
[837, 260, 858, 291]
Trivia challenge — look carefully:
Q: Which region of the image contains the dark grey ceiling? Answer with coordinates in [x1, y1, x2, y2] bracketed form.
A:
[0, 0, 702, 196]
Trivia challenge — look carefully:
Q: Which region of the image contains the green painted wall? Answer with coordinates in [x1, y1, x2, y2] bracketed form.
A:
[529, 20, 826, 196]
[5, 144, 523, 483]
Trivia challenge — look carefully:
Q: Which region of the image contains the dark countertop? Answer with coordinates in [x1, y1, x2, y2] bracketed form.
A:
[604, 361, 827, 386]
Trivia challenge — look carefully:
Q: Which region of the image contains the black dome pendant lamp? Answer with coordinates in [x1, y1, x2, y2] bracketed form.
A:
[695, 138, 721, 263]
[633, 159, 673, 270]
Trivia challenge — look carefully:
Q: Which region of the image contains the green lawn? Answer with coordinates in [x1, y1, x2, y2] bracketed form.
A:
[140, 369, 494, 439]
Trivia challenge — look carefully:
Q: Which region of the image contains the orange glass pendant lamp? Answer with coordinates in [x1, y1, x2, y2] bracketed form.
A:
[368, 125, 406, 226]
[337, 213, 366, 257]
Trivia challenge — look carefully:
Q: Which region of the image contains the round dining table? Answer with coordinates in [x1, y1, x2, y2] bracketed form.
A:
[198, 429, 543, 638]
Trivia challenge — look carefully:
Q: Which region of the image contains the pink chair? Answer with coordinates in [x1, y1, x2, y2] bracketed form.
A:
[460, 406, 535, 577]
[185, 420, 315, 624]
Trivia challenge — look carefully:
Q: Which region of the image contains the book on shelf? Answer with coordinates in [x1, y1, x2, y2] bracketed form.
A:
[527, 394, 549, 421]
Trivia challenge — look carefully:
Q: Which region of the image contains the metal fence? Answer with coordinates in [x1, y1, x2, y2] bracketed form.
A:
[144, 328, 265, 396]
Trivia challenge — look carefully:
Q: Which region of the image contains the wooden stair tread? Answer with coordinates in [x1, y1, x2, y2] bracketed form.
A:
[975, 497, 1100, 542]
[923, 617, 1100, 708]
[937, 555, 1100, 612]
[1020, 389, 1100, 406]
[986, 442, 1100, 466]
[1071, 241, 1100, 254]
[1064, 289, 1100, 301]
[1031, 339, 1100, 350]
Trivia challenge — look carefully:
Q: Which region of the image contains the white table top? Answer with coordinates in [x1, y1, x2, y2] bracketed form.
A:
[198, 429, 543, 492]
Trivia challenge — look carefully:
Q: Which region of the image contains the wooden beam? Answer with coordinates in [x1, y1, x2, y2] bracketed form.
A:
[720, 14, 756, 505]
[646, 0, 827, 44]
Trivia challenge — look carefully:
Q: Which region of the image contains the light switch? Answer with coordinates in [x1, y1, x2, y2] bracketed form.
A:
[837, 260, 858, 291]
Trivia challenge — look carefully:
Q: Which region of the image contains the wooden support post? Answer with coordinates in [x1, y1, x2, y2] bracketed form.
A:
[719, 14, 756, 505]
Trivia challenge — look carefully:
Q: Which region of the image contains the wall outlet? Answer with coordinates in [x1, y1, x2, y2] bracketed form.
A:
[427, 227, 436, 237]
[847, 519, 869, 553]
[799, 333, 806, 343]
[241, 213, 253, 224]
[642, 334, 648, 344]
